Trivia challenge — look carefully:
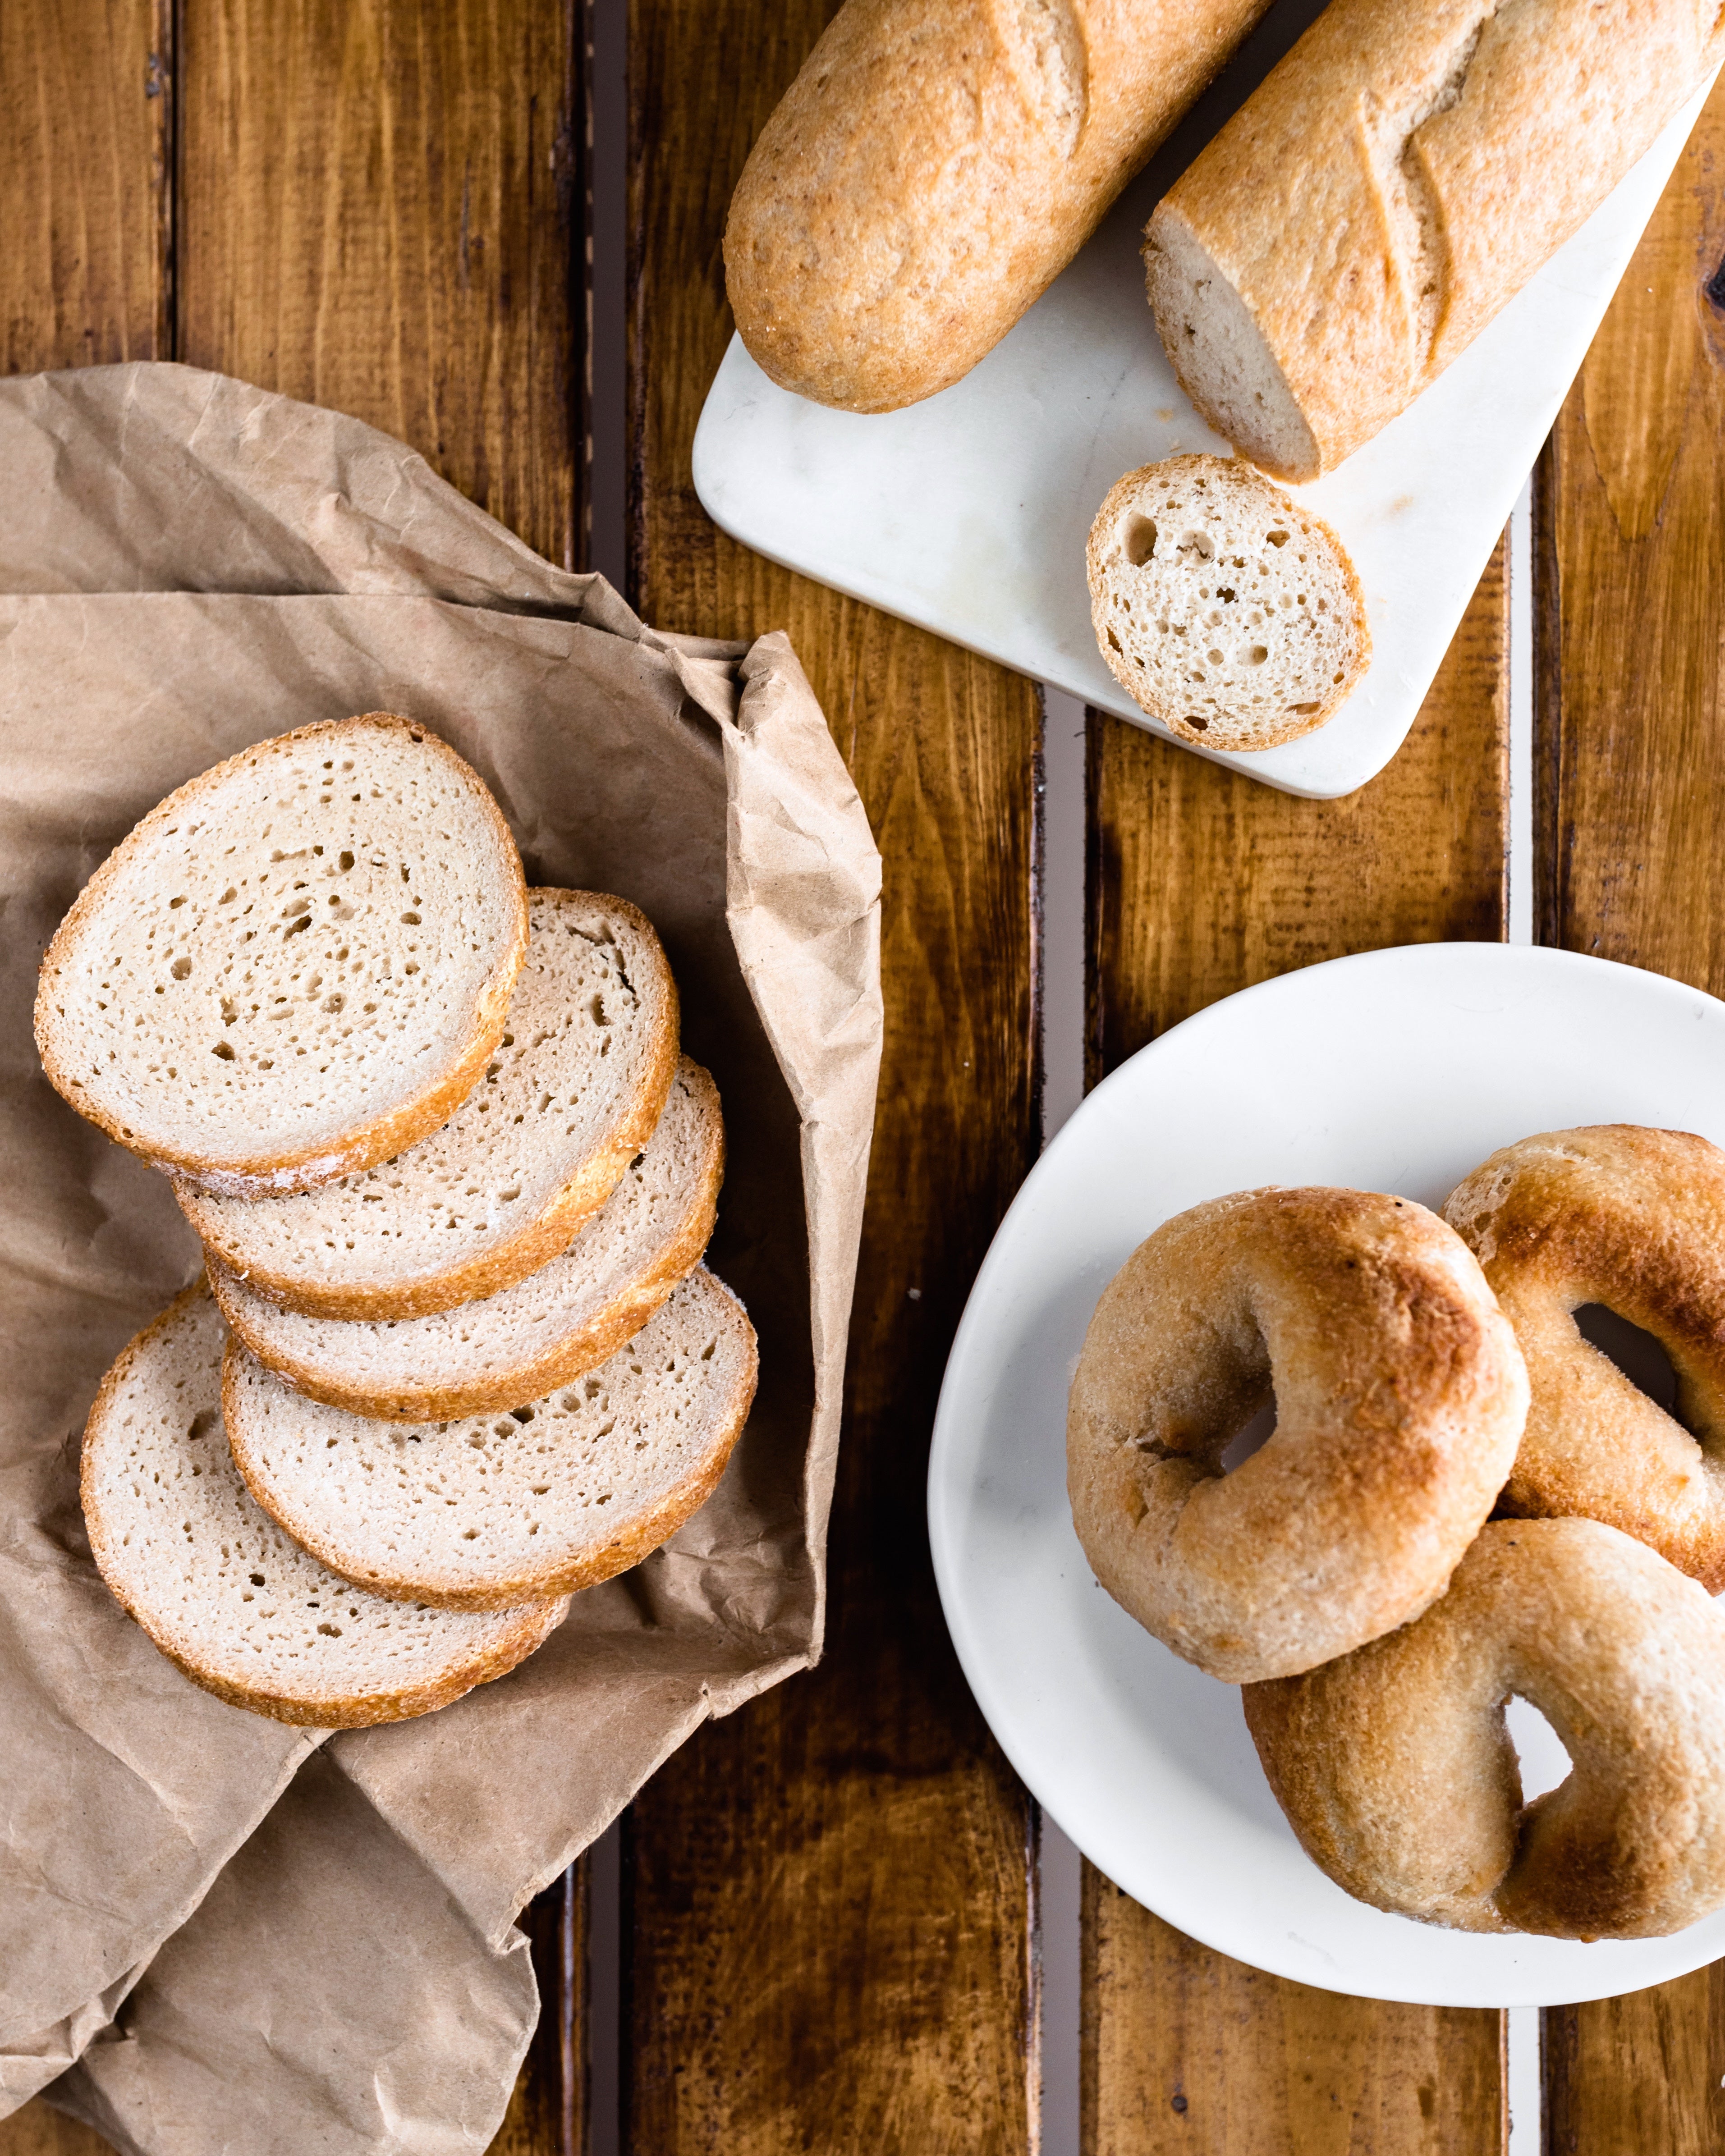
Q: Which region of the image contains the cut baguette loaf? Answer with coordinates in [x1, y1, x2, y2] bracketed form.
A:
[179, 890, 679, 1318]
[80, 1283, 568, 1726]
[36, 714, 527, 1197]
[211, 1057, 724, 1419]
[724, 0, 1274, 412]
[223, 1268, 759, 1611]
[1144, 0, 1725, 481]
[1087, 454, 1367, 749]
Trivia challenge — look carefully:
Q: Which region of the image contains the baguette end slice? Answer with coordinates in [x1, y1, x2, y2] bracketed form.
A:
[1144, 205, 1321, 485]
[223, 1268, 760, 1611]
[82, 1282, 567, 1727]
[37, 714, 528, 1198]
[209, 1056, 725, 1420]
[1086, 453, 1368, 752]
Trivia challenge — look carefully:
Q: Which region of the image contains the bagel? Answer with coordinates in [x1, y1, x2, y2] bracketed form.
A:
[1066, 1188, 1528, 1683]
[1443, 1126, 1725, 1589]
[1243, 1519, 1725, 1939]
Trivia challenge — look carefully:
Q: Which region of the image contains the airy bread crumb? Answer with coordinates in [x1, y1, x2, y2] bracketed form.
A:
[1086, 453, 1368, 751]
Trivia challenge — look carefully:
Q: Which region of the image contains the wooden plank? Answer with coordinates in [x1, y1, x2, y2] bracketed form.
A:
[1536, 73, 1725, 2156]
[1084, 537, 1511, 2143]
[1086, 1881, 1505, 2156]
[490, 1874, 586, 2156]
[623, 1, 1041, 2148]
[2, 4, 167, 2144]
[0, 0, 170, 372]
[1087, 543, 1509, 1077]
[179, 0, 582, 568]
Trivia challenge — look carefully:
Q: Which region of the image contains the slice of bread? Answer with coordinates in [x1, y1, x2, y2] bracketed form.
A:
[36, 714, 528, 1197]
[1086, 454, 1369, 751]
[81, 1284, 569, 1727]
[223, 1268, 759, 1611]
[210, 1057, 724, 1419]
[179, 891, 679, 1319]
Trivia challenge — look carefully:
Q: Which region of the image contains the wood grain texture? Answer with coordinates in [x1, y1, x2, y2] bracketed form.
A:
[1085, 1883, 1505, 2156]
[624, 1, 1041, 2148]
[1537, 75, 1725, 985]
[1544, 1970, 1725, 2156]
[1084, 544, 1511, 2140]
[0, 0, 170, 371]
[1088, 544, 1508, 1078]
[179, 0, 582, 567]
[2, 8, 166, 2143]
[1536, 73, 1725, 2156]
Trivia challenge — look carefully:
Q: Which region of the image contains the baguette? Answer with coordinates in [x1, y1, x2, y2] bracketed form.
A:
[1144, 0, 1725, 481]
[725, 0, 1274, 413]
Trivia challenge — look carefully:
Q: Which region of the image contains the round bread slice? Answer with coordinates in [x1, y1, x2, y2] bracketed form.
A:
[179, 890, 679, 1319]
[210, 1057, 724, 1419]
[1086, 454, 1369, 751]
[36, 714, 528, 1197]
[223, 1268, 759, 1611]
[81, 1284, 568, 1727]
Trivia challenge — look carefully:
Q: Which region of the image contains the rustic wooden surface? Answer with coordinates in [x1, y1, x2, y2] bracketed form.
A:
[1084, 1886, 1505, 2156]
[623, 1, 1041, 2148]
[3, 4, 1724, 2154]
[1536, 72, 1725, 2156]
[179, 0, 582, 570]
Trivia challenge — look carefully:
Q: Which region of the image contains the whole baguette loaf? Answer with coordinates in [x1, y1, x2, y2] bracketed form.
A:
[725, 0, 1274, 413]
[1145, 0, 1725, 480]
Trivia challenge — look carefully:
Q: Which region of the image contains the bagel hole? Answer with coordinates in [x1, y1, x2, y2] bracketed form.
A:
[1574, 1304, 1679, 1419]
[1220, 1397, 1276, 1474]
[1505, 1694, 1572, 1802]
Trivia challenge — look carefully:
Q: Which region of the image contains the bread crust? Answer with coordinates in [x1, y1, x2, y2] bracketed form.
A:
[1443, 1123, 1725, 1588]
[80, 1282, 569, 1728]
[1245, 1519, 1725, 1939]
[1085, 453, 1369, 749]
[221, 1274, 760, 1610]
[177, 893, 680, 1319]
[36, 713, 528, 1198]
[1145, 0, 1725, 478]
[209, 1059, 725, 1419]
[1066, 1186, 1528, 1682]
[725, 0, 1273, 412]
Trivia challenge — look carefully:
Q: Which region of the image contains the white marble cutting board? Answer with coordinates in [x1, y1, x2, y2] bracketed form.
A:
[693, 37, 1716, 800]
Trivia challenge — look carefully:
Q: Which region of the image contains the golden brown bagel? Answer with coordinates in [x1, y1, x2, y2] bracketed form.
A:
[1443, 1125, 1725, 1589]
[1066, 1187, 1528, 1683]
[1245, 1519, 1725, 1939]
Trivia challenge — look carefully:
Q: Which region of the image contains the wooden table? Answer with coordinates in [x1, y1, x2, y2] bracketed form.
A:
[5, 5, 1724, 2151]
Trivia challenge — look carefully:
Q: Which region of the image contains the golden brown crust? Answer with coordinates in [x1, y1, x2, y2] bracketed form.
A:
[1245, 1519, 1725, 1939]
[37, 713, 528, 1198]
[1066, 1186, 1528, 1682]
[176, 893, 680, 1319]
[1444, 1123, 1725, 1588]
[220, 1309, 760, 1611]
[80, 1282, 569, 1727]
[1144, 0, 1724, 478]
[206, 1062, 725, 1419]
[724, 0, 1272, 412]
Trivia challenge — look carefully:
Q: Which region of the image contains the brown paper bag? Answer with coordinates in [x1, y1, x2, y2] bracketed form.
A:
[0, 364, 881, 2152]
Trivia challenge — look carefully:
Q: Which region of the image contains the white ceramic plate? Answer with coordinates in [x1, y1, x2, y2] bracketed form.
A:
[695, 15, 1717, 800]
[928, 943, 1725, 2007]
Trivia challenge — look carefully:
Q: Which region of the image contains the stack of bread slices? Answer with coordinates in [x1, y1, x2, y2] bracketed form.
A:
[37, 712, 757, 1728]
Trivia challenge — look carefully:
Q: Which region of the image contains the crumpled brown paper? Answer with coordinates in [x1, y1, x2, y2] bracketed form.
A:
[0, 363, 881, 2153]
